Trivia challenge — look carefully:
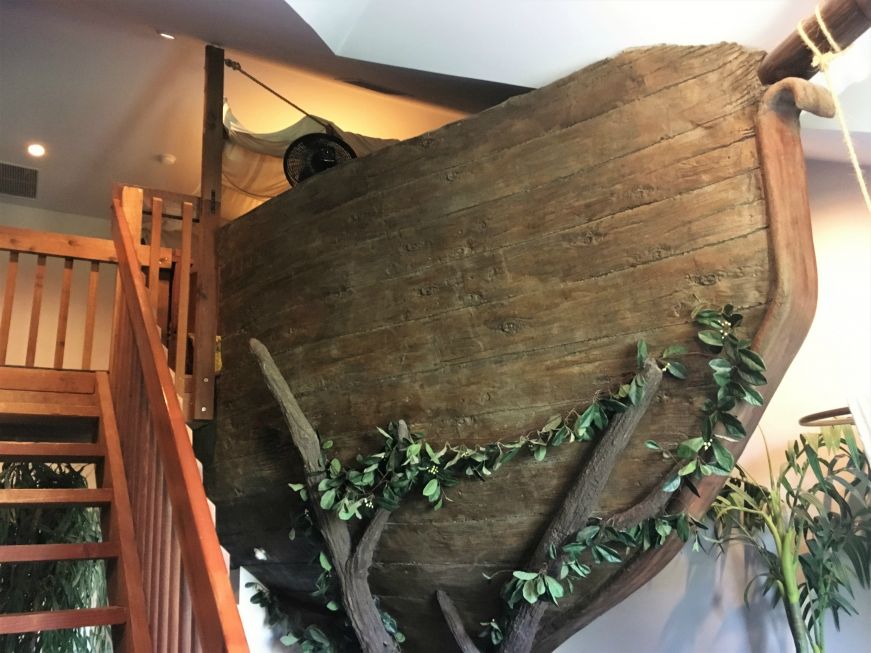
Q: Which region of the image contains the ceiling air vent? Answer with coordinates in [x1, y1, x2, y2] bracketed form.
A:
[0, 162, 38, 199]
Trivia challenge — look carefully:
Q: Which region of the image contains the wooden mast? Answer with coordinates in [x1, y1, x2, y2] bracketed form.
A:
[194, 44, 224, 420]
[758, 0, 871, 84]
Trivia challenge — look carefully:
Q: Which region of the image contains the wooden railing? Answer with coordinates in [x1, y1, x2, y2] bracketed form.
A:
[109, 189, 248, 652]
[0, 225, 169, 370]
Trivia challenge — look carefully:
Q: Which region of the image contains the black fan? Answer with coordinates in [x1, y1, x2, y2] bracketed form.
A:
[283, 133, 356, 185]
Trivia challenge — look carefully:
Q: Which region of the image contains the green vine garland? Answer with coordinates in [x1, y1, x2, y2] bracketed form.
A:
[250, 304, 767, 651]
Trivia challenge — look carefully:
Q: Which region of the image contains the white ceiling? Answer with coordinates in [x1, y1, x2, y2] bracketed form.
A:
[1, 0, 868, 221]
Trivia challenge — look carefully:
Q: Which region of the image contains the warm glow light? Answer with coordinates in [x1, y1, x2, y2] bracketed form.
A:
[158, 31, 175, 40]
[26, 143, 45, 157]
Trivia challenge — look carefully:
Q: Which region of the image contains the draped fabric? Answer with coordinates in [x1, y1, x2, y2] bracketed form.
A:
[221, 101, 397, 220]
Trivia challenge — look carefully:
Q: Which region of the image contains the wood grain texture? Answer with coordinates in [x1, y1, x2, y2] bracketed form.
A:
[211, 44, 816, 652]
[531, 77, 830, 653]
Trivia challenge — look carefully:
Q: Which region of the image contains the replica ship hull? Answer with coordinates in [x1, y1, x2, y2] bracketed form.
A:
[211, 43, 819, 651]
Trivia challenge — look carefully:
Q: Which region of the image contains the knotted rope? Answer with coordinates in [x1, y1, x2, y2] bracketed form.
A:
[797, 5, 871, 214]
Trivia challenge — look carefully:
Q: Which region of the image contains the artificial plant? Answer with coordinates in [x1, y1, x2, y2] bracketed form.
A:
[0, 462, 111, 653]
[710, 426, 870, 653]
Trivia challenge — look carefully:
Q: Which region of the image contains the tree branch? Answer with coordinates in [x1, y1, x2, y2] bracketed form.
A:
[249, 338, 399, 653]
[499, 358, 664, 653]
[436, 590, 482, 653]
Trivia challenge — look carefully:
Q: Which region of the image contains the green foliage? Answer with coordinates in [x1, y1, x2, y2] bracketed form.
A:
[652, 305, 767, 495]
[290, 339, 686, 525]
[710, 427, 871, 653]
[0, 463, 111, 653]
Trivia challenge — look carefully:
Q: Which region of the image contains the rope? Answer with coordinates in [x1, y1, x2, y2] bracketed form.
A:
[796, 6, 871, 214]
[223, 58, 331, 131]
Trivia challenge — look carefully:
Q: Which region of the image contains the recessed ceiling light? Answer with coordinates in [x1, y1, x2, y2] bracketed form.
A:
[158, 31, 175, 40]
[26, 143, 46, 158]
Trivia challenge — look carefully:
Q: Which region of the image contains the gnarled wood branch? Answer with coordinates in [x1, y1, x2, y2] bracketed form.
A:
[436, 590, 482, 653]
[249, 338, 399, 653]
[498, 358, 663, 653]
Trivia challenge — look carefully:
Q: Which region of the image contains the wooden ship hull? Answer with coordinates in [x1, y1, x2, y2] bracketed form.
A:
[210, 42, 826, 652]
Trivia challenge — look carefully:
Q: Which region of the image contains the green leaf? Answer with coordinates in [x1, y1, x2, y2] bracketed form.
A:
[662, 475, 681, 492]
[712, 439, 735, 471]
[534, 445, 547, 461]
[644, 440, 663, 451]
[422, 478, 440, 497]
[665, 361, 688, 379]
[321, 440, 334, 450]
[742, 385, 764, 406]
[738, 349, 766, 371]
[662, 344, 687, 359]
[329, 458, 341, 476]
[326, 600, 340, 611]
[320, 488, 336, 510]
[636, 339, 648, 368]
[522, 579, 540, 604]
[544, 575, 565, 601]
[288, 482, 305, 492]
[679, 460, 698, 476]
[512, 570, 538, 581]
[541, 414, 562, 433]
[318, 551, 332, 572]
[698, 330, 724, 347]
[280, 633, 300, 646]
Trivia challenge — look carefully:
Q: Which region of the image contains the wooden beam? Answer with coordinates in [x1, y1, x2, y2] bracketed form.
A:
[0, 488, 113, 507]
[193, 43, 224, 420]
[758, 0, 871, 84]
[0, 441, 105, 462]
[0, 542, 119, 563]
[0, 367, 96, 394]
[0, 224, 172, 268]
[0, 607, 127, 635]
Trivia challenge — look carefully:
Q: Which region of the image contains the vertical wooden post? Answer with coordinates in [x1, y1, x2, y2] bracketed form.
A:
[193, 44, 223, 420]
[110, 185, 144, 373]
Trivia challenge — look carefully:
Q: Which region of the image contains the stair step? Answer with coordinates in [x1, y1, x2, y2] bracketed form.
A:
[0, 606, 127, 635]
[0, 541, 119, 563]
[0, 441, 105, 462]
[0, 402, 100, 419]
[0, 488, 113, 508]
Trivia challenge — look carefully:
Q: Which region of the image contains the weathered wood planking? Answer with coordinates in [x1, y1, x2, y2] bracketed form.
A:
[214, 44, 783, 651]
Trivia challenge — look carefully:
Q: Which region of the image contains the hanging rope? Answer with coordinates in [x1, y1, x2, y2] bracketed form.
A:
[224, 58, 332, 131]
[797, 6, 871, 214]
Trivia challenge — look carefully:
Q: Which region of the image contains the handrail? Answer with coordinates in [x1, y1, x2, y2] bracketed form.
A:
[111, 197, 248, 652]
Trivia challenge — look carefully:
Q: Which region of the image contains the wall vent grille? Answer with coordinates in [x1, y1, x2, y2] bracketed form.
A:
[0, 162, 38, 199]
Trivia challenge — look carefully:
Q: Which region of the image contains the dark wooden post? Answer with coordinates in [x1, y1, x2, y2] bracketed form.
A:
[194, 44, 224, 420]
[758, 0, 871, 84]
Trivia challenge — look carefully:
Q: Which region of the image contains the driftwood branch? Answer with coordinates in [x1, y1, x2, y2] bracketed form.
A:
[499, 358, 663, 653]
[436, 591, 482, 653]
[249, 338, 399, 653]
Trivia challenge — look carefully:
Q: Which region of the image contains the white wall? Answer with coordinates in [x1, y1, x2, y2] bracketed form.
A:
[0, 201, 116, 369]
[559, 160, 871, 653]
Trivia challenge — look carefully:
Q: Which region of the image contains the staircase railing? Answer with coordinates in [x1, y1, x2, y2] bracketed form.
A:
[0, 224, 170, 370]
[109, 189, 248, 652]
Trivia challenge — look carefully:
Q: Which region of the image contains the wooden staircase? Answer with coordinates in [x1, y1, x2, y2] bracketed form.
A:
[0, 368, 152, 650]
[0, 185, 248, 651]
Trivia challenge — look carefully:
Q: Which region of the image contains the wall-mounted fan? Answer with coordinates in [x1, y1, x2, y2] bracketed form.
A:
[283, 133, 356, 185]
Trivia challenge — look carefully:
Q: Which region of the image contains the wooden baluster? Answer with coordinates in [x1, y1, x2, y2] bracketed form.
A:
[25, 254, 47, 366]
[159, 490, 173, 650]
[148, 198, 163, 316]
[0, 251, 19, 364]
[168, 545, 181, 653]
[82, 261, 100, 369]
[53, 257, 74, 368]
[175, 202, 194, 395]
[178, 578, 192, 653]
